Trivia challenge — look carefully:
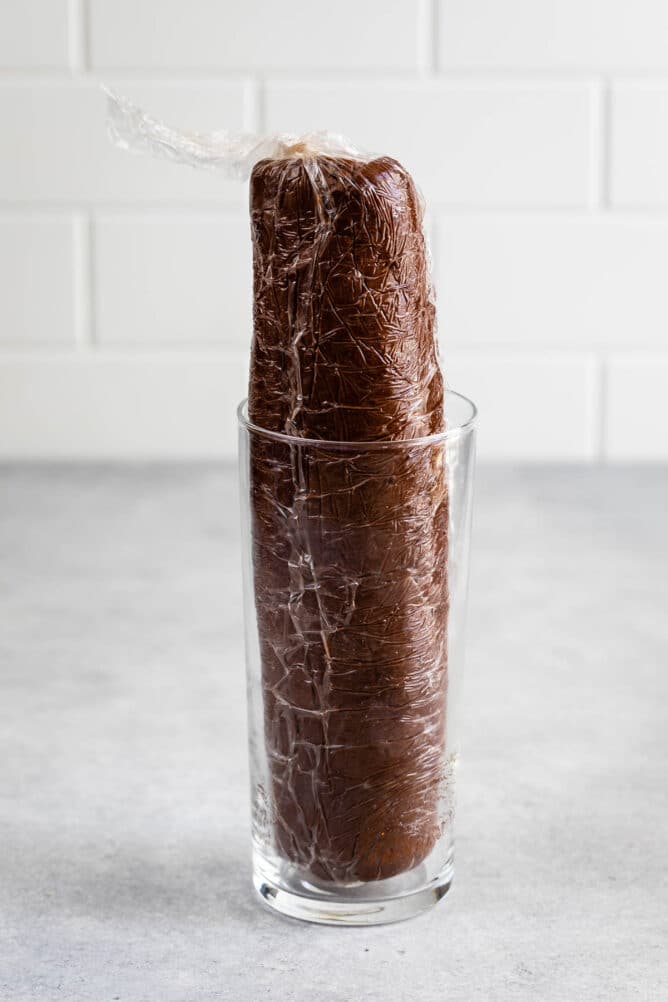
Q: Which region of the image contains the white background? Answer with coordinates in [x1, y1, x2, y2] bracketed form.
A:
[0, 0, 667, 461]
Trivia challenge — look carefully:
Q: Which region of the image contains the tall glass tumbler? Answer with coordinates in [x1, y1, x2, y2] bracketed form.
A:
[238, 389, 476, 925]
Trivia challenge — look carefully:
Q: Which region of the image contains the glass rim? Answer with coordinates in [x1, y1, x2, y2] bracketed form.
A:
[237, 388, 477, 450]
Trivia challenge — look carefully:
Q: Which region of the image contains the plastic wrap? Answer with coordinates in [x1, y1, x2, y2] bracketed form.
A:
[105, 88, 365, 178]
[107, 93, 448, 884]
[248, 155, 447, 883]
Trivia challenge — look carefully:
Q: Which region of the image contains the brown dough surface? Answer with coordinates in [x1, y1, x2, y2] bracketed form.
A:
[248, 154, 448, 882]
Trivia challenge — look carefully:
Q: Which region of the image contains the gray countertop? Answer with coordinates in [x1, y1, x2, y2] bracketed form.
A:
[1, 466, 666, 1002]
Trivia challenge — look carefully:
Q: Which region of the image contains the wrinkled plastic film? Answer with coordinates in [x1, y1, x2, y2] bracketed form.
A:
[105, 88, 366, 179]
[248, 155, 448, 882]
[105, 93, 450, 884]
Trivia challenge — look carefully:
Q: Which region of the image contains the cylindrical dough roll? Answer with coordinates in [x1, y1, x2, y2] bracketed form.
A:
[248, 154, 448, 882]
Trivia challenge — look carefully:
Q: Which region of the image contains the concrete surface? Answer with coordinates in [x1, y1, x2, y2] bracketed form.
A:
[0, 465, 666, 1002]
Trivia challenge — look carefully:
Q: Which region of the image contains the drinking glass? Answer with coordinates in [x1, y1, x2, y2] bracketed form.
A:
[238, 389, 476, 925]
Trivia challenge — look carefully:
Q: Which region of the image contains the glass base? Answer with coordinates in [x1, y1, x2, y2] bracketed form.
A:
[252, 847, 454, 926]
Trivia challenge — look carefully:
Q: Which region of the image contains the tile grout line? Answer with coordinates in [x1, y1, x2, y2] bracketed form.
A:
[417, 0, 438, 77]
[0, 67, 668, 84]
[431, 0, 440, 75]
[67, 0, 89, 75]
[0, 346, 649, 361]
[253, 76, 266, 134]
[5, 203, 668, 216]
[595, 354, 608, 463]
[587, 79, 604, 210]
[599, 77, 612, 210]
[72, 211, 94, 350]
[0, 345, 660, 358]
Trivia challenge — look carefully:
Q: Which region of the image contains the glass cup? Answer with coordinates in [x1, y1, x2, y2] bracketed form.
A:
[238, 389, 476, 925]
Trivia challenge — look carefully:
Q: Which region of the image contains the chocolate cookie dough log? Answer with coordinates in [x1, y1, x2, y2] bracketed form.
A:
[248, 154, 448, 882]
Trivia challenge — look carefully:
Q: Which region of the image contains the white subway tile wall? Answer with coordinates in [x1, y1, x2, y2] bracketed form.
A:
[611, 84, 668, 207]
[436, 217, 668, 348]
[0, 0, 70, 69]
[0, 83, 249, 203]
[94, 215, 252, 347]
[444, 352, 600, 461]
[0, 354, 249, 458]
[605, 354, 668, 460]
[0, 216, 75, 345]
[438, 0, 668, 70]
[265, 82, 595, 208]
[89, 0, 422, 72]
[0, 0, 665, 460]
